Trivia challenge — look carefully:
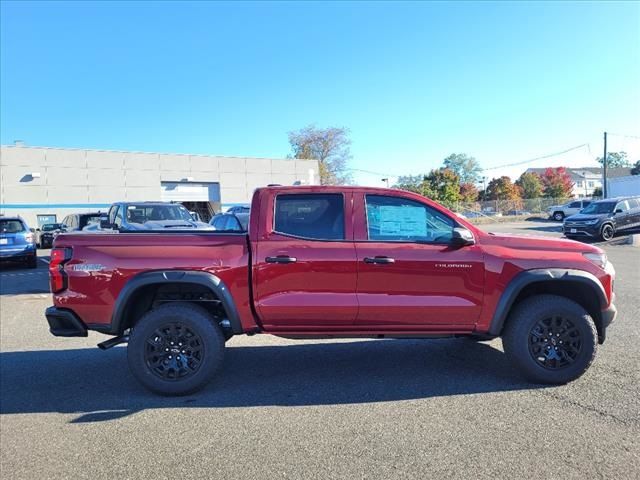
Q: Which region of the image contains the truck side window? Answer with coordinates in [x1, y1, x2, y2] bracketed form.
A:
[274, 194, 344, 240]
[365, 194, 454, 243]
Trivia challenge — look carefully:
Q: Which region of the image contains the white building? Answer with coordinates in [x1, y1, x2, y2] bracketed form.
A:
[525, 167, 632, 198]
[0, 144, 319, 227]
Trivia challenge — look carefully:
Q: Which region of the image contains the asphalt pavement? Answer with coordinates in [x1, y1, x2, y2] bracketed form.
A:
[1, 227, 639, 479]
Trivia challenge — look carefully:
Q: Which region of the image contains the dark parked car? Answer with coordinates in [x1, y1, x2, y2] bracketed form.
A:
[209, 212, 249, 231]
[61, 212, 104, 232]
[36, 223, 66, 248]
[563, 196, 640, 241]
[0, 216, 37, 268]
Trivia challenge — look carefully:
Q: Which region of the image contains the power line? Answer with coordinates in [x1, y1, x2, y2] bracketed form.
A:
[349, 142, 598, 179]
[606, 132, 640, 140]
[346, 167, 402, 177]
[481, 144, 589, 171]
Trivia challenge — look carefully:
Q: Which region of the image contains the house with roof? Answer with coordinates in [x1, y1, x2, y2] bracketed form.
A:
[525, 167, 632, 198]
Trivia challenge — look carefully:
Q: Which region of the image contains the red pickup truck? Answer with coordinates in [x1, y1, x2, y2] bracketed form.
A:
[46, 186, 617, 395]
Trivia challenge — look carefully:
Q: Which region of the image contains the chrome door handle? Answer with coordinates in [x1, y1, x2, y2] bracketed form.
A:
[363, 256, 395, 264]
[265, 255, 297, 264]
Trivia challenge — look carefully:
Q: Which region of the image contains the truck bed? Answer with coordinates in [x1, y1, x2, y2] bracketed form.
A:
[52, 232, 254, 329]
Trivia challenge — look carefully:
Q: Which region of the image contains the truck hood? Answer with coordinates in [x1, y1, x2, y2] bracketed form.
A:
[482, 231, 603, 254]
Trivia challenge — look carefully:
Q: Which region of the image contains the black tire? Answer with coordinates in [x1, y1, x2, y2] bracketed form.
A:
[502, 294, 597, 384]
[26, 254, 38, 269]
[600, 223, 615, 241]
[127, 303, 225, 395]
[553, 211, 564, 221]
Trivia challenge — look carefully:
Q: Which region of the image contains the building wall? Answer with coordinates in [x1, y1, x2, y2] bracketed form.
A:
[0, 145, 319, 227]
[607, 175, 640, 197]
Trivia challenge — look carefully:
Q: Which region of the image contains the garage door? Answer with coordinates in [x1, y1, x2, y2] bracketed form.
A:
[161, 182, 221, 202]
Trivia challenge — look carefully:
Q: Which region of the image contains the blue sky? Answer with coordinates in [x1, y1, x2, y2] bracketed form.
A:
[1, 1, 639, 185]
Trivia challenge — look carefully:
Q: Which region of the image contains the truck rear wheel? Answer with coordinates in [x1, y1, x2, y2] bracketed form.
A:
[502, 295, 597, 384]
[127, 303, 225, 395]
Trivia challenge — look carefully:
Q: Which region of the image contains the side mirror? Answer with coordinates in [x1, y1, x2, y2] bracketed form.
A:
[615, 209, 623, 214]
[31, 228, 37, 233]
[100, 219, 116, 230]
[450, 227, 475, 247]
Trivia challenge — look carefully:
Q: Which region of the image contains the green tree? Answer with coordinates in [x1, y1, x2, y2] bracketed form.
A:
[288, 125, 352, 185]
[515, 172, 543, 199]
[485, 176, 521, 200]
[592, 186, 603, 197]
[442, 153, 482, 184]
[596, 151, 631, 168]
[424, 168, 461, 206]
[394, 175, 434, 197]
[631, 160, 640, 175]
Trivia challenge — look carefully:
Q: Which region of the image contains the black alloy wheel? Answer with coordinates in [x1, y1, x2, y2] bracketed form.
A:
[528, 316, 581, 370]
[601, 224, 614, 241]
[144, 322, 204, 381]
[127, 303, 225, 395]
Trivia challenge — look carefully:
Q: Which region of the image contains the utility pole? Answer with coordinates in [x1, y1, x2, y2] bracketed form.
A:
[603, 131, 608, 198]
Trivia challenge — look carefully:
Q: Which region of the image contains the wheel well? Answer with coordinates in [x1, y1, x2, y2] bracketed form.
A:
[118, 282, 229, 333]
[510, 280, 604, 338]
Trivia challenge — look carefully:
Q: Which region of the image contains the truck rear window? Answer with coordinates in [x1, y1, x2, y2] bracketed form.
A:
[274, 194, 344, 240]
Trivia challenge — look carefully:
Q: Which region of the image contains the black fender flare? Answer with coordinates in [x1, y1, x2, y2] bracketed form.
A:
[110, 270, 244, 335]
[487, 268, 607, 336]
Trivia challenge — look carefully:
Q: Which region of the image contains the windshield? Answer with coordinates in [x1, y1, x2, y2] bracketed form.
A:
[82, 215, 102, 226]
[581, 202, 615, 214]
[126, 204, 194, 223]
[0, 220, 26, 233]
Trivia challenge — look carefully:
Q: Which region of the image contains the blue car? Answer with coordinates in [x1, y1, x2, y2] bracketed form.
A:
[0, 216, 38, 268]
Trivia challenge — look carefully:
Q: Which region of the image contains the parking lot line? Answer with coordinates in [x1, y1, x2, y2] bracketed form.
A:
[39, 258, 50, 264]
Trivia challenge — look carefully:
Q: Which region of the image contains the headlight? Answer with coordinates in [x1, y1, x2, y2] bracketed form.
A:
[585, 219, 599, 225]
[583, 252, 607, 269]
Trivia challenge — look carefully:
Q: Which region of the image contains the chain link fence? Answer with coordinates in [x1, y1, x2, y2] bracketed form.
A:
[442, 197, 601, 220]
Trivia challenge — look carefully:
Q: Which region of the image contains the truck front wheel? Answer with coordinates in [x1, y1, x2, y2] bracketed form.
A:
[502, 295, 597, 384]
[127, 303, 225, 395]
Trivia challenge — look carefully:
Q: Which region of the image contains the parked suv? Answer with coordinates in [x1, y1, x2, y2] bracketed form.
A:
[61, 212, 104, 232]
[564, 196, 640, 241]
[547, 199, 592, 221]
[0, 216, 37, 268]
[101, 202, 214, 231]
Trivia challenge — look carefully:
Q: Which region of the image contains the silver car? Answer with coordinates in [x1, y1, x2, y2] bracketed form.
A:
[102, 202, 214, 231]
[547, 199, 592, 221]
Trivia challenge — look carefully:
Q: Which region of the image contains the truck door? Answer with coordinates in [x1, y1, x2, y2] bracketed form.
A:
[354, 193, 484, 328]
[254, 192, 358, 328]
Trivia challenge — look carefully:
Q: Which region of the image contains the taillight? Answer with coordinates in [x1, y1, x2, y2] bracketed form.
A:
[49, 247, 72, 293]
